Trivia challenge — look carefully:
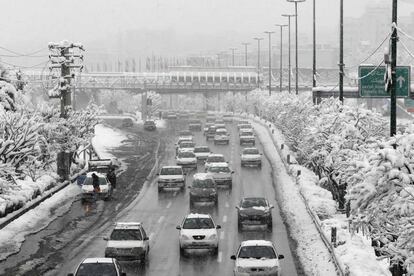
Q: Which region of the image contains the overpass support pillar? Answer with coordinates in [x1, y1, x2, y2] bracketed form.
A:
[217, 92, 221, 112]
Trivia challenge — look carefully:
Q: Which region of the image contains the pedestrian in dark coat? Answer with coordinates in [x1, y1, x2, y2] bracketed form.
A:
[92, 173, 100, 192]
[107, 167, 117, 189]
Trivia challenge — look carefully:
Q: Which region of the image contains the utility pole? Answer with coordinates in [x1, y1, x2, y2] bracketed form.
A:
[264, 31, 275, 96]
[242, 43, 250, 66]
[282, 14, 295, 94]
[229, 48, 237, 66]
[253, 38, 264, 88]
[48, 40, 84, 118]
[339, 0, 344, 103]
[287, 0, 306, 95]
[48, 40, 84, 181]
[390, 0, 398, 137]
[275, 24, 288, 92]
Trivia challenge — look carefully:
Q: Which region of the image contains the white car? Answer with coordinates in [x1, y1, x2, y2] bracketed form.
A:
[176, 151, 197, 169]
[177, 141, 196, 154]
[176, 213, 221, 255]
[241, 147, 262, 168]
[157, 166, 186, 191]
[223, 113, 233, 122]
[68, 258, 126, 276]
[178, 130, 193, 140]
[204, 153, 226, 171]
[231, 240, 285, 276]
[237, 120, 251, 130]
[206, 162, 234, 188]
[238, 123, 253, 132]
[104, 222, 150, 262]
[214, 128, 230, 145]
[194, 146, 211, 161]
[81, 172, 112, 201]
[239, 129, 256, 146]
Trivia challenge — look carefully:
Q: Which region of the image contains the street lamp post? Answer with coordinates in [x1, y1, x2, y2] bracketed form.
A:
[229, 48, 237, 66]
[287, 0, 306, 95]
[339, 0, 344, 103]
[282, 14, 296, 94]
[253, 38, 264, 88]
[275, 24, 288, 92]
[242, 43, 250, 66]
[264, 31, 275, 96]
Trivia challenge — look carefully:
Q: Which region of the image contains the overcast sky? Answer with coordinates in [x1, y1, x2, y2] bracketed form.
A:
[1, 0, 414, 57]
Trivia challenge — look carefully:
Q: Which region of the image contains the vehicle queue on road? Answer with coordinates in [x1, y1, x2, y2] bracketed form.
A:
[68, 111, 285, 276]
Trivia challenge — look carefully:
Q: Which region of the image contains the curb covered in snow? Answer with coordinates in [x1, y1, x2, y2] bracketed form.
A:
[0, 169, 86, 230]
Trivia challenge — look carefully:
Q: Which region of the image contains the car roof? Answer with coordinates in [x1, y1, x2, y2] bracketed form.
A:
[186, 213, 211, 219]
[208, 153, 224, 158]
[161, 165, 182, 169]
[193, 173, 214, 180]
[82, 258, 115, 264]
[86, 171, 106, 178]
[241, 240, 274, 247]
[209, 162, 229, 167]
[216, 128, 227, 132]
[114, 222, 142, 229]
[242, 197, 267, 201]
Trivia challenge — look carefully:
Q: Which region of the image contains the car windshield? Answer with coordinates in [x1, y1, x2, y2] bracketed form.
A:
[182, 218, 215, 229]
[207, 156, 225, 163]
[180, 142, 195, 148]
[241, 198, 267, 208]
[110, 229, 142, 241]
[238, 245, 276, 259]
[178, 152, 195, 158]
[83, 176, 107, 186]
[160, 168, 182, 175]
[179, 131, 192, 136]
[208, 166, 230, 173]
[194, 147, 209, 153]
[243, 149, 259, 155]
[241, 131, 254, 136]
[193, 178, 215, 188]
[75, 263, 117, 276]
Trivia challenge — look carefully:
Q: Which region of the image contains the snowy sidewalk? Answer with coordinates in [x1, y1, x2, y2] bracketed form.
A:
[251, 120, 339, 275]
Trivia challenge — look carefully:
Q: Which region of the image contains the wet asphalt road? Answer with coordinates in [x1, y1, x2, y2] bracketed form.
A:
[0, 118, 302, 276]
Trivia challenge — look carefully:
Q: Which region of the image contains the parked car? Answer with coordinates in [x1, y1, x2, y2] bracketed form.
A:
[206, 162, 234, 188]
[204, 153, 226, 171]
[81, 172, 112, 201]
[122, 118, 133, 128]
[214, 128, 230, 145]
[231, 240, 284, 276]
[237, 197, 274, 231]
[67, 258, 126, 276]
[176, 213, 221, 255]
[188, 119, 202, 131]
[188, 173, 218, 205]
[239, 129, 256, 146]
[104, 222, 150, 262]
[143, 120, 156, 131]
[176, 151, 197, 169]
[157, 166, 186, 192]
[241, 147, 262, 168]
[194, 146, 211, 161]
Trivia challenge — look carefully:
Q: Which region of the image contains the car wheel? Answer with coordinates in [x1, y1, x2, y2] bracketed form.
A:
[180, 247, 186, 256]
[140, 251, 147, 262]
[158, 187, 163, 193]
[267, 220, 273, 232]
[238, 221, 243, 232]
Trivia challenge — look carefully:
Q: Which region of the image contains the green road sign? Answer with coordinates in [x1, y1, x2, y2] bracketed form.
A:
[359, 66, 410, 98]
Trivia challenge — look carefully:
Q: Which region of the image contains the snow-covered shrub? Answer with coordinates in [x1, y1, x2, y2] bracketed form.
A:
[346, 134, 414, 268]
[0, 81, 17, 112]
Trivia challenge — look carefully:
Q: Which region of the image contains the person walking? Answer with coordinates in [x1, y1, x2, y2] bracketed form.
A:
[107, 167, 117, 189]
[92, 173, 100, 193]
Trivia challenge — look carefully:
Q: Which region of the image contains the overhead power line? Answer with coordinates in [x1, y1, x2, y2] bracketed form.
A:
[0, 46, 47, 57]
[0, 59, 50, 69]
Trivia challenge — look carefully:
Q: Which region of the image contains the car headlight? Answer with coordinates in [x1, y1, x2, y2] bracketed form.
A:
[181, 235, 190, 240]
[236, 266, 249, 273]
[208, 234, 217, 240]
[239, 213, 248, 217]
